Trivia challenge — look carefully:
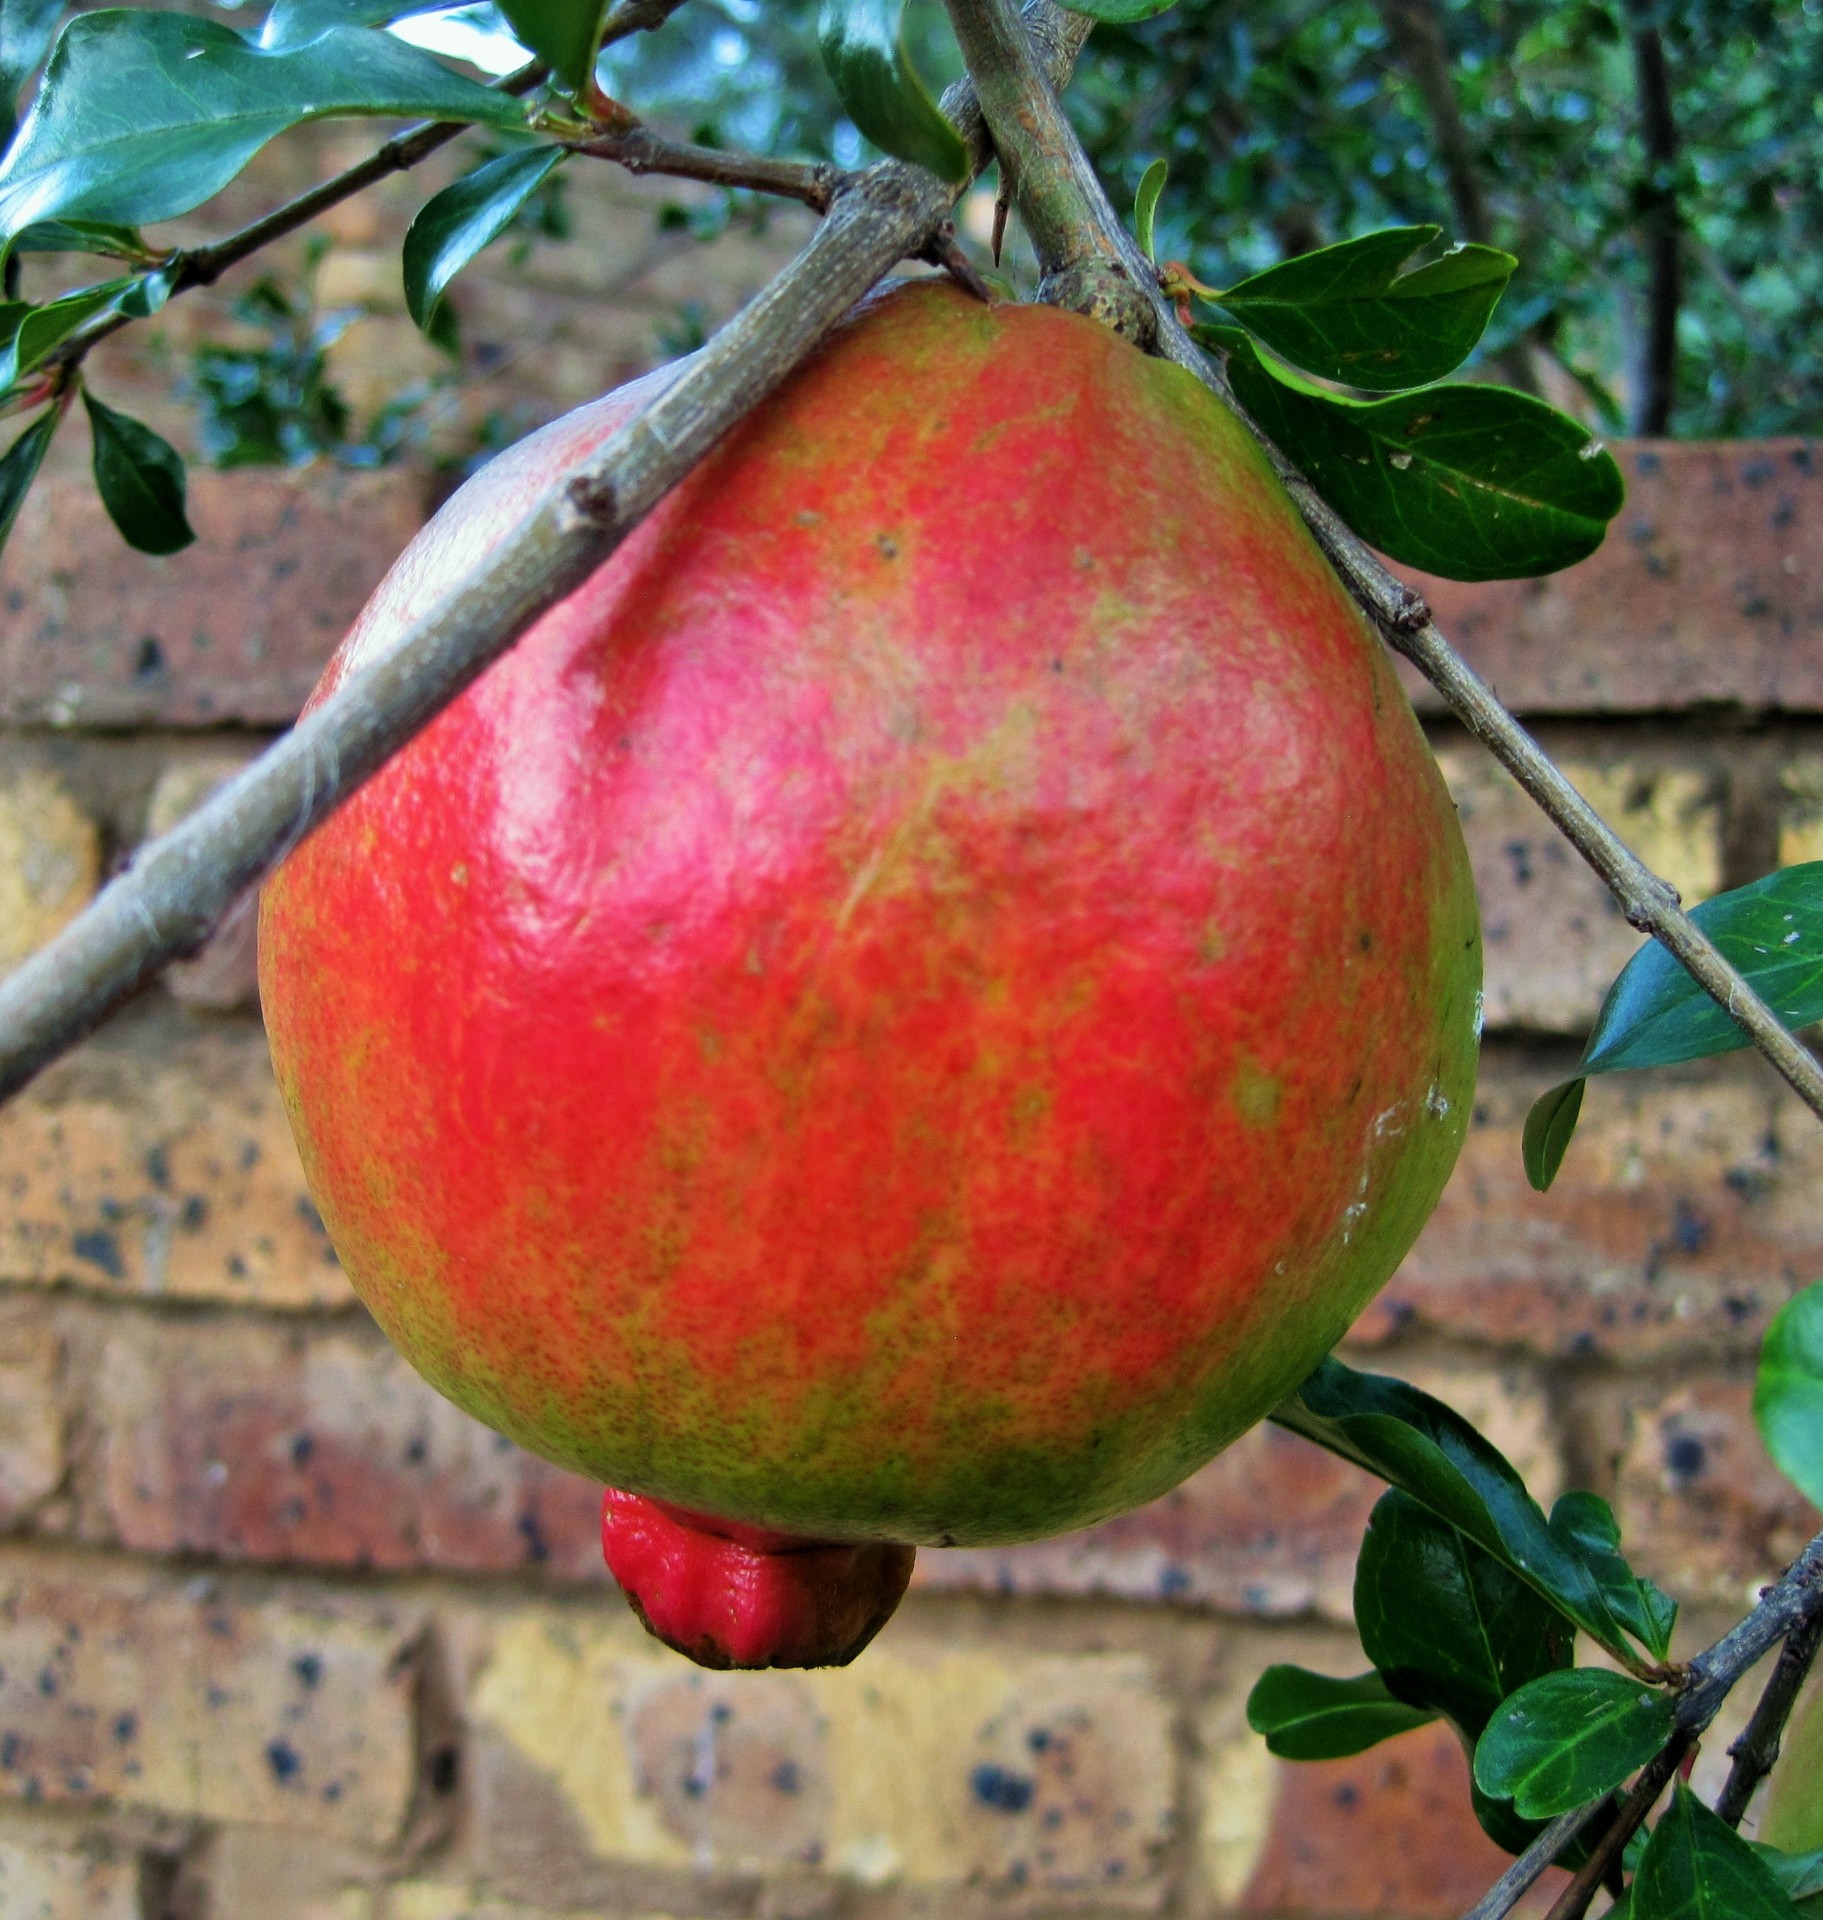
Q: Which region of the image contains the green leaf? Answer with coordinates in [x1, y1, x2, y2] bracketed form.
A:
[1223, 340, 1625, 581]
[1581, 863, 1823, 1077]
[1275, 1357, 1651, 1660]
[0, 403, 57, 557]
[1754, 1281, 1823, 1510]
[403, 144, 563, 334]
[1210, 225, 1515, 392]
[1523, 1077, 1586, 1193]
[0, 0, 64, 142]
[818, 0, 968, 184]
[1753, 1841, 1823, 1907]
[13, 216, 146, 258]
[1474, 1669, 1676, 1818]
[1633, 1783, 1798, 1920]
[1356, 1490, 1574, 1739]
[1548, 1492, 1678, 1661]
[1245, 1666, 1436, 1761]
[0, 269, 169, 392]
[258, 0, 448, 52]
[492, 0, 603, 92]
[1053, 0, 1181, 21]
[1133, 157, 1166, 263]
[82, 387, 192, 555]
[0, 11, 528, 252]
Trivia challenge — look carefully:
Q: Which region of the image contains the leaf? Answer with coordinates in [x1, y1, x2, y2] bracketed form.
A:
[1754, 1281, 1823, 1510]
[1245, 1666, 1436, 1761]
[0, 0, 64, 142]
[403, 143, 563, 334]
[258, 0, 448, 52]
[0, 269, 169, 391]
[82, 388, 192, 555]
[1274, 1357, 1651, 1660]
[492, 0, 604, 92]
[13, 216, 146, 257]
[1632, 1782, 1798, 1920]
[1473, 1669, 1676, 1818]
[1223, 340, 1625, 581]
[1753, 1841, 1823, 1906]
[1523, 1077, 1585, 1193]
[0, 402, 57, 557]
[0, 11, 528, 252]
[1355, 1490, 1574, 1739]
[1133, 157, 1166, 263]
[1052, 0, 1182, 20]
[818, 0, 968, 184]
[1548, 1492, 1678, 1661]
[1581, 862, 1823, 1077]
[1210, 225, 1516, 392]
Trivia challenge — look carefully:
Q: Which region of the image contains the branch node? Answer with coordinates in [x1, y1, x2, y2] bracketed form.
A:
[563, 472, 620, 528]
[920, 221, 995, 303]
[1037, 260, 1156, 348]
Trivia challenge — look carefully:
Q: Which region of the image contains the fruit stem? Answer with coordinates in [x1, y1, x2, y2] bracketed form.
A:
[942, 0, 1158, 345]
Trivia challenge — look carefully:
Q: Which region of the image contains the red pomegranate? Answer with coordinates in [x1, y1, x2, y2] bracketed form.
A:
[259, 281, 1481, 1667]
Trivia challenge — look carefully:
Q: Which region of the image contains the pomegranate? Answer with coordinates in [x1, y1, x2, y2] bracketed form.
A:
[259, 281, 1481, 1668]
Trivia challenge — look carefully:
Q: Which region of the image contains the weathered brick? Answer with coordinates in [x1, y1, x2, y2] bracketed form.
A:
[465, 1608, 1173, 1910]
[384, 1886, 631, 1920]
[1355, 1048, 1823, 1362]
[0, 1555, 422, 1845]
[189, 1826, 388, 1920]
[1437, 744, 1721, 1033]
[1394, 440, 1823, 716]
[0, 1832, 143, 1918]
[0, 1304, 65, 1530]
[921, 1356, 1559, 1620]
[0, 1006, 349, 1309]
[1778, 756, 1823, 866]
[95, 1314, 599, 1582]
[1609, 1376, 1817, 1607]
[0, 772, 100, 978]
[0, 469, 422, 729]
[142, 755, 262, 1012]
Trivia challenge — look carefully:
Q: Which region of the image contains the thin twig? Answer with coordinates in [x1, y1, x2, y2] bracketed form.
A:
[571, 124, 846, 212]
[1714, 1610, 1823, 1827]
[1621, 0, 1680, 435]
[1541, 1733, 1692, 1920]
[1457, 1804, 1609, 1920]
[1372, 0, 1491, 245]
[0, 0, 1094, 1105]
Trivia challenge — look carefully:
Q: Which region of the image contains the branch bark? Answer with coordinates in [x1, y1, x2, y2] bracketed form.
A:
[570, 124, 846, 211]
[0, 2, 1092, 1105]
[1714, 1610, 1823, 1827]
[1623, 0, 1680, 435]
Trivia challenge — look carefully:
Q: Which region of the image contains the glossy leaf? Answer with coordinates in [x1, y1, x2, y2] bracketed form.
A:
[1245, 1666, 1435, 1761]
[1211, 225, 1515, 391]
[1523, 1077, 1585, 1194]
[1275, 1357, 1652, 1660]
[0, 402, 56, 557]
[83, 388, 192, 555]
[258, 0, 448, 51]
[0, 0, 63, 141]
[13, 216, 145, 257]
[1223, 340, 1624, 581]
[1753, 1841, 1823, 1907]
[1053, 0, 1182, 21]
[818, 0, 967, 183]
[0, 11, 527, 252]
[0, 269, 168, 392]
[1133, 157, 1166, 263]
[1633, 1782, 1798, 1920]
[1754, 1281, 1823, 1510]
[1356, 1490, 1573, 1737]
[403, 144, 563, 333]
[492, 0, 602, 91]
[1548, 1492, 1677, 1661]
[1581, 863, 1823, 1076]
[1474, 1669, 1675, 1818]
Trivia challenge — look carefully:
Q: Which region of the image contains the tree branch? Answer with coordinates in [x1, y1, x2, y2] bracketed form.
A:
[0, 1, 1093, 1105]
[1714, 1610, 1823, 1827]
[1622, 0, 1680, 435]
[569, 124, 847, 212]
[1540, 1733, 1692, 1920]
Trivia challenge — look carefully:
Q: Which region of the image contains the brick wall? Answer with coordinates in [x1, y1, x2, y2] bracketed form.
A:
[1, 207, 1820, 1919]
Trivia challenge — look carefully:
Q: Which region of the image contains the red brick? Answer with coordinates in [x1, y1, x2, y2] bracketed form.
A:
[0, 468, 422, 729]
[1609, 1376, 1818, 1606]
[0, 1553, 423, 1844]
[96, 1314, 603, 1583]
[1355, 1048, 1823, 1362]
[1393, 440, 1823, 715]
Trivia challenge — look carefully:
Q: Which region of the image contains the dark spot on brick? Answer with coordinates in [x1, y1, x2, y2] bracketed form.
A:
[35, 1668, 56, 1698]
[144, 1147, 170, 1189]
[2, 1733, 22, 1769]
[772, 1760, 802, 1795]
[322, 1780, 343, 1802]
[113, 1712, 136, 1743]
[1157, 1565, 1191, 1597]
[404, 1434, 427, 1465]
[292, 1654, 322, 1691]
[266, 1740, 302, 1785]
[238, 1139, 260, 1171]
[290, 1432, 315, 1466]
[1027, 1728, 1051, 1752]
[1635, 450, 1663, 475]
[1672, 1200, 1712, 1255]
[133, 637, 166, 682]
[1042, 1806, 1064, 1829]
[1742, 457, 1775, 488]
[1774, 497, 1797, 529]
[1333, 1782, 1360, 1807]
[180, 1194, 208, 1231]
[226, 1254, 247, 1279]
[427, 1745, 459, 1794]
[295, 1195, 326, 1233]
[517, 1508, 550, 1565]
[72, 1228, 124, 1279]
[1664, 1431, 1707, 1481]
[1007, 1859, 1028, 1886]
[970, 1764, 1034, 1813]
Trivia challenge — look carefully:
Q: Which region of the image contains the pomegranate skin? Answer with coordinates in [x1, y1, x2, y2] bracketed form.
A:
[259, 281, 1481, 1552]
[600, 1490, 915, 1668]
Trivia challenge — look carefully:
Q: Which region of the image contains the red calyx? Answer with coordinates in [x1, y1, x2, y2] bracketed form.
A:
[601, 1489, 916, 1670]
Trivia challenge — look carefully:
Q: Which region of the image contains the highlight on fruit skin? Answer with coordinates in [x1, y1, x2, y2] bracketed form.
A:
[258, 279, 1482, 1670]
